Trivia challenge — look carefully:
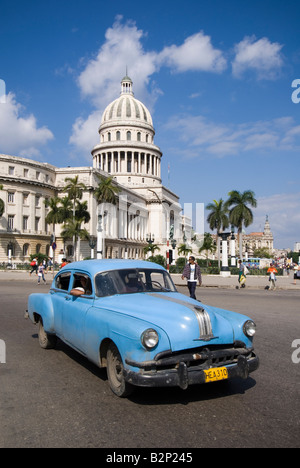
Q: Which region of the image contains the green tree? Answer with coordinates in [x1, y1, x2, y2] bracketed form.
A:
[143, 243, 160, 257]
[45, 196, 64, 270]
[94, 176, 121, 258]
[45, 197, 63, 238]
[198, 232, 217, 266]
[75, 200, 91, 225]
[61, 219, 90, 261]
[63, 176, 87, 258]
[206, 199, 229, 269]
[94, 175, 120, 205]
[226, 190, 257, 260]
[177, 243, 192, 261]
[59, 196, 73, 222]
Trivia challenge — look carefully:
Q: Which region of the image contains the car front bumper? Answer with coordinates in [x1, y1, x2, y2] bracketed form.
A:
[124, 346, 259, 390]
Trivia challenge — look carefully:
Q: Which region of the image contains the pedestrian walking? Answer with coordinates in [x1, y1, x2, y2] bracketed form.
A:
[267, 264, 278, 290]
[238, 260, 248, 289]
[182, 256, 202, 300]
[37, 262, 46, 285]
[29, 257, 38, 275]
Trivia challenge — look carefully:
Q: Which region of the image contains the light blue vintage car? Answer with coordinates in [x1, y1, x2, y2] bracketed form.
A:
[26, 259, 259, 397]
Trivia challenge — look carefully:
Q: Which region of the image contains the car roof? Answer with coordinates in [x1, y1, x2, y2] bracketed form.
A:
[60, 259, 166, 276]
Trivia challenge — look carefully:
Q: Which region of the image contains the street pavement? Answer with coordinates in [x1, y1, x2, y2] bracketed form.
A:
[1, 269, 299, 290]
[1, 280, 299, 448]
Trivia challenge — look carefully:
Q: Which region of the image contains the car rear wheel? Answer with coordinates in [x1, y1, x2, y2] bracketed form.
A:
[106, 343, 133, 398]
[38, 318, 57, 349]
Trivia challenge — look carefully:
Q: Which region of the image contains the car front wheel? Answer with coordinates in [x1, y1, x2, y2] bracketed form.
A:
[38, 318, 57, 349]
[106, 343, 133, 398]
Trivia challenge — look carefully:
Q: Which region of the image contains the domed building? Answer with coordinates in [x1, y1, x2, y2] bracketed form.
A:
[92, 75, 162, 188]
[0, 76, 191, 264]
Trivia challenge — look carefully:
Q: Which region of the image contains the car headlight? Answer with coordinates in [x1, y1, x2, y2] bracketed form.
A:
[141, 329, 159, 350]
[243, 320, 256, 337]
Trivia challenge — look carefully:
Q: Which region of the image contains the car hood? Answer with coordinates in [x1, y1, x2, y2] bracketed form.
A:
[96, 292, 236, 351]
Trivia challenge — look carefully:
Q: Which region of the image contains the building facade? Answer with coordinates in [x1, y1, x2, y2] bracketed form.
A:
[0, 76, 191, 264]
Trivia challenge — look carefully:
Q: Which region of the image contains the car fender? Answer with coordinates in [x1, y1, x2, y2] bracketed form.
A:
[27, 293, 55, 333]
[84, 305, 171, 369]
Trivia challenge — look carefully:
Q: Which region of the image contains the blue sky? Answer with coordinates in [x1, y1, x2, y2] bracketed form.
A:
[0, 0, 300, 249]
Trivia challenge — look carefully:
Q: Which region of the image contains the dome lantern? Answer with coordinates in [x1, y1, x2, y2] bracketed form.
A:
[121, 75, 133, 96]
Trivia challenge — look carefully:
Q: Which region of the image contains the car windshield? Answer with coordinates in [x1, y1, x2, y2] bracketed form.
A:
[95, 268, 177, 298]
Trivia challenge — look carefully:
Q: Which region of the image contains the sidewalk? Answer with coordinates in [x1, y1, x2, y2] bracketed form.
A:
[172, 274, 300, 291]
[1, 269, 299, 290]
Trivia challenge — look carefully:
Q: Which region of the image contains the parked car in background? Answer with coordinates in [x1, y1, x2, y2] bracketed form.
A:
[26, 260, 259, 397]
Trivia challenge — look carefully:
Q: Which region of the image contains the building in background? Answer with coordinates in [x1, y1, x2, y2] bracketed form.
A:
[0, 76, 191, 264]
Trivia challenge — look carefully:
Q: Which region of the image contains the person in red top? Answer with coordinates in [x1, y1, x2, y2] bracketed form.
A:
[267, 264, 278, 290]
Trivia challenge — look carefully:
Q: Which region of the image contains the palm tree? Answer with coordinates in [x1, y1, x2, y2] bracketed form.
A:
[64, 175, 86, 204]
[143, 243, 160, 257]
[75, 200, 91, 225]
[45, 197, 64, 270]
[94, 176, 121, 258]
[59, 196, 73, 222]
[0, 184, 4, 218]
[45, 197, 63, 238]
[94, 175, 120, 205]
[206, 199, 229, 269]
[63, 176, 87, 258]
[198, 232, 217, 266]
[178, 243, 192, 261]
[61, 219, 90, 261]
[226, 190, 257, 260]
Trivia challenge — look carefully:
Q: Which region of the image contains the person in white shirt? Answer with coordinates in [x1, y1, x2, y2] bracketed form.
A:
[182, 256, 202, 300]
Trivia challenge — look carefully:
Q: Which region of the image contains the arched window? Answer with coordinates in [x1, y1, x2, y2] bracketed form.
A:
[127, 131, 131, 141]
[137, 132, 141, 142]
[108, 132, 111, 142]
[23, 243, 30, 257]
[116, 131, 121, 141]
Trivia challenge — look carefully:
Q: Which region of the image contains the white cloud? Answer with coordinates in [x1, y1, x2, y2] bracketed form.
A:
[69, 110, 102, 156]
[70, 18, 227, 154]
[232, 36, 284, 79]
[0, 93, 54, 158]
[77, 16, 160, 110]
[158, 32, 227, 73]
[164, 114, 300, 158]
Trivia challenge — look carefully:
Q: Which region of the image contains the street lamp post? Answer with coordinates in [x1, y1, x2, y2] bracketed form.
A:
[88, 236, 97, 259]
[97, 210, 108, 259]
[146, 234, 155, 259]
[230, 225, 236, 267]
[219, 232, 231, 277]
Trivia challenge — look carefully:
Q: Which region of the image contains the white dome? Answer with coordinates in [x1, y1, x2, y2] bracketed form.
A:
[101, 95, 153, 127]
[100, 76, 153, 129]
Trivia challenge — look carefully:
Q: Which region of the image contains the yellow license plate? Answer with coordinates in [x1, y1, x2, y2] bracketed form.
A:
[204, 367, 228, 383]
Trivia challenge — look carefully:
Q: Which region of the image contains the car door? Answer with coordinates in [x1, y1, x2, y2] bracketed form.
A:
[62, 272, 94, 354]
[50, 270, 72, 338]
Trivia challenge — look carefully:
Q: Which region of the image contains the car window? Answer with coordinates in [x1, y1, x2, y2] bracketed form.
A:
[71, 273, 93, 296]
[95, 269, 176, 298]
[54, 272, 71, 291]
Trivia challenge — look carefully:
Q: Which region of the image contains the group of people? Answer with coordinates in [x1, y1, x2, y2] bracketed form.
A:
[29, 257, 72, 285]
[181, 256, 287, 298]
[29, 258, 49, 285]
